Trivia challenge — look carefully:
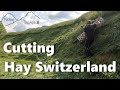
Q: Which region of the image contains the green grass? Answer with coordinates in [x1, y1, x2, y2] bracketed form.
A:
[0, 57, 57, 79]
[0, 11, 120, 79]
[0, 21, 6, 34]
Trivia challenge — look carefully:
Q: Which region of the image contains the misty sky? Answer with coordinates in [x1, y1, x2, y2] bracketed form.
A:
[0, 11, 88, 32]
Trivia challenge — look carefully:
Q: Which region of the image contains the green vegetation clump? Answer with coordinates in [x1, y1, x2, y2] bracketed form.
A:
[0, 21, 7, 34]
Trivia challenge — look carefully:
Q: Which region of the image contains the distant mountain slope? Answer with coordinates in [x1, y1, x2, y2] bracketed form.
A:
[0, 11, 120, 79]
[0, 21, 7, 34]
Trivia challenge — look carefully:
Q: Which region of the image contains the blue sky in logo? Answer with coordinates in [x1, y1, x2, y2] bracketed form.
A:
[0, 11, 88, 32]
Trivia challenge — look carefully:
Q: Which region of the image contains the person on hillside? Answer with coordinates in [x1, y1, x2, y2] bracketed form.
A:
[84, 20, 96, 57]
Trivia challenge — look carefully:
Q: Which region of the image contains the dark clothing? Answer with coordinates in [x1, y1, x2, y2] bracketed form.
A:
[84, 39, 94, 57]
[85, 39, 94, 48]
[84, 24, 96, 57]
[84, 24, 96, 41]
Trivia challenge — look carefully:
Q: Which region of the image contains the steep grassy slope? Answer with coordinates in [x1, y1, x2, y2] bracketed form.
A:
[0, 21, 6, 34]
[0, 11, 120, 79]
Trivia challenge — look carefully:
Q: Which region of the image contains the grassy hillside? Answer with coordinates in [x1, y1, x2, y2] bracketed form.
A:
[0, 21, 6, 34]
[0, 11, 120, 79]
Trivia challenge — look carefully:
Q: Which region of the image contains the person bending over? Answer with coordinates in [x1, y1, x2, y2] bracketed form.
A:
[84, 20, 96, 57]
